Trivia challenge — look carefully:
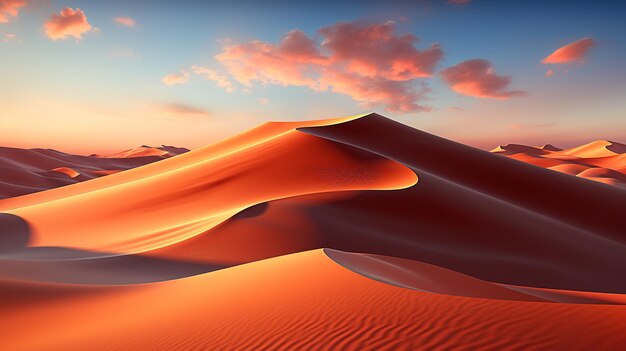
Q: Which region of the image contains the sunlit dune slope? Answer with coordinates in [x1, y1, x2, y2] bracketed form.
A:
[2, 249, 626, 351]
[492, 140, 626, 187]
[0, 114, 416, 253]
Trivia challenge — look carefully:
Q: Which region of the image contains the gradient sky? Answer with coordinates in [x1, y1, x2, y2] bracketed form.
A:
[1, 0, 625, 154]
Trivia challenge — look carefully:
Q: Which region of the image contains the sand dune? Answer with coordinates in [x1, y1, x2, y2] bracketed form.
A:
[2, 250, 626, 351]
[492, 139, 626, 187]
[0, 145, 187, 199]
[2, 113, 625, 349]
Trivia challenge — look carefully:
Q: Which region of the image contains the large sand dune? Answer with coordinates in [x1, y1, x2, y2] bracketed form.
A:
[1, 113, 625, 350]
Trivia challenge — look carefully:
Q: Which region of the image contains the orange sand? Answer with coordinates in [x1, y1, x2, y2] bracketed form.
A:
[1, 113, 625, 350]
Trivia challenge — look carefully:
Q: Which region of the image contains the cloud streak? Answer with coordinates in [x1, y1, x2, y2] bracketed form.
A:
[215, 20, 443, 112]
[440, 59, 524, 99]
[542, 37, 595, 64]
[161, 70, 189, 85]
[113, 17, 136, 27]
[0, 0, 26, 23]
[44, 8, 93, 40]
[156, 102, 210, 117]
[192, 65, 235, 92]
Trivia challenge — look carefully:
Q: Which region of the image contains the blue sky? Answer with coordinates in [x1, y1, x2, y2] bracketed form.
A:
[1, 0, 625, 153]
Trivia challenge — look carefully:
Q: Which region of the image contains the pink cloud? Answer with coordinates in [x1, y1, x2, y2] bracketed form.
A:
[191, 65, 235, 92]
[44, 8, 92, 40]
[2, 32, 16, 42]
[440, 59, 525, 99]
[113, 17, 136, 27]
[258, 98, 269, 105]
[542, 37, 595, 64]
[0, 0, 25, 23]
[545, 69, 554, 77]
[161, 70, 189, 85]
[215, 21, 443, 112]
[448, 0, 472, 4]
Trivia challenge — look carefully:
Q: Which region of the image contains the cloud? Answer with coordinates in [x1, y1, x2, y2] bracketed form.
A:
[109, 49, 139, 59]
[542, 37, 595, 64]
[161, 70, 189, 85]
[545, 69, 554, 77]
[258, 98, 269, 105]
[0, 0, 26, 23]
[2, 32, 17, 42]
[215, 20, 443, 112]
[191, 65, 235, 92]
[44, 8, 93, 40]
[440, 59, 525, 99]
[448, 0, 472, 4]
[156, 102, 210, 117]
[113, 16, 136, 27]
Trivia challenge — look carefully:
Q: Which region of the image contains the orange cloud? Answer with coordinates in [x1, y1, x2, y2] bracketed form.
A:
[0, 0, 25, 23]
[161, 70, 189, 85]
[44, 8, 92, 40]
[113, 16, 136, 27]
[542, 37, 595, 64]
[215, 21, 443, 112]
[441, 59, 525, 99]
[191, 65, 235, 92]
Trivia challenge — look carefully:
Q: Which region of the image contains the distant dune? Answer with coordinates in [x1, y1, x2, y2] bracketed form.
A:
[491, 140, 626, 188]
[1, 113, 625, 350]
[0, 145, 188, 199]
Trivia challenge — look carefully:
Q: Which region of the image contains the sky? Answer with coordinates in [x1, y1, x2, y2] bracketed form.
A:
[1, 0, 625, 154]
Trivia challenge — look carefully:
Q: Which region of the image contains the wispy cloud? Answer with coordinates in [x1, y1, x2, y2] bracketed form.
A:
[258, 98, 269, 105]
[542, 37, 595, 64]
[113, 16, 136, 28]
[441, 59, 525, 99]
[156, 102, 210, 117]
[44, 8, 93, 40]
[2, 32, 17, 42]
[109, 49, 139, 59]
[0, 0, 26, 23]
[161, 70, 189, 85]
[191, 65, 235, 92]
[215, 20, 443, 112]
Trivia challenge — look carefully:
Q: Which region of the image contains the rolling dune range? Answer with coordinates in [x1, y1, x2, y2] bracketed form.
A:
[0, 145, 188, 199]
[1, 113, 625, 350]
[492, 140, 626, 187]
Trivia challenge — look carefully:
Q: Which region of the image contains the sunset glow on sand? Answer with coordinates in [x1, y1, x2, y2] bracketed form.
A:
[1, 1, 626, 350]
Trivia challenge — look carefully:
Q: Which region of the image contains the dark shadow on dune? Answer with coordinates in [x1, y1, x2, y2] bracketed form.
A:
[232, 202, 269, 219]
[0, 245, 230, 285]
[0, 213, 31, 254]
[0, 217, 229, 285]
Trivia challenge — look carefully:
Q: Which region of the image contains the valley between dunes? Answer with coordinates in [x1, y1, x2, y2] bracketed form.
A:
[1, 113, 625, 350]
